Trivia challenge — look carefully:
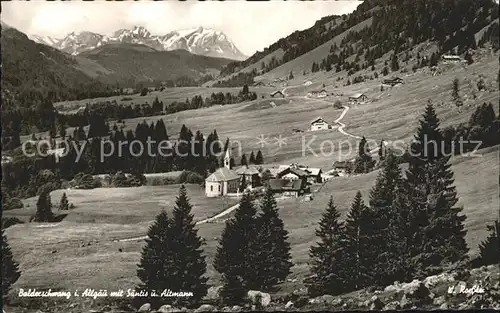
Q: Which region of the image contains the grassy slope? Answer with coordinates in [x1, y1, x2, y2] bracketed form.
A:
[5, 146, 498, 294]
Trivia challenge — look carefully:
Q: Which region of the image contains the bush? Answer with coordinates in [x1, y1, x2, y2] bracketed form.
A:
[2, 217, 24, 229]
[3, 197, 23, 211]
[333, 100, 343, 109]
[175, 171, 204, 185]
[71, 173, 102, 189]
[109, 171, 145, 187]
[140, 88, 148, 96]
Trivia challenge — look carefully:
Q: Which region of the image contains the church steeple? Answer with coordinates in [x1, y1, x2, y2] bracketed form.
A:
[224, 147, 231, 169]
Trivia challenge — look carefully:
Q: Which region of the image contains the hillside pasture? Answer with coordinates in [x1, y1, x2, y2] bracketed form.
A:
[5, 145, 498, 296]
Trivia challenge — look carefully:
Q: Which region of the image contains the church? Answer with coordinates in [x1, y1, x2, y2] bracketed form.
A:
[205, 148, 240, 197]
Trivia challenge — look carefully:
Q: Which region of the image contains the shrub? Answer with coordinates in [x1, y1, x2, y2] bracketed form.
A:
[176, 171, 204, 185]
[3, 197, 23, 211]
[333, 100, 343, 109]
[2, 217, 24, 229]
[71, 173, 102, 189]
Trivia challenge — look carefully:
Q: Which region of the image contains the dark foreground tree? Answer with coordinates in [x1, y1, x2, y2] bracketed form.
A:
[344, 191, 372, 290]
[2, 230, 21, 301]
[477, 219, 500, 266]
[59, 192, 69, 211]
[32, 190, 54, 222]
[307, 196, 348, 296]
[253, 189, 292, 291]
[214, 192, 258, 298]
[136, 210, 173, 307]
[406, 103, 468, 277]
[166, 185, 208, 306]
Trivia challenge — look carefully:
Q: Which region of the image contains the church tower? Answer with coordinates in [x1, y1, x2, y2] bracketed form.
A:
[224, 147, 231, 169]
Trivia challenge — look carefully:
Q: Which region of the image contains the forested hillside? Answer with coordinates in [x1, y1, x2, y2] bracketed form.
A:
[216, 0, 499, 84]
[1, 25, 117, 109]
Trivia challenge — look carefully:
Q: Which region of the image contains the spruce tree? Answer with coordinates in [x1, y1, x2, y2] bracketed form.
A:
[249, 151, 256, 164]
[2, 230, 21, 300]
[136, 210, 174, 307]
[219, 271, 246, 305]
[253, 189, 293, 291]
[477, 219, 499, 266]
[240, 154, 248, 167]
[255, 150, 264, 165]
[366, 151, 403, 286]
[214, 192, 258, 291]
[344, 191, 372, 290]
[33, 190, 54, 222]
[405, 103, 468, 277]
[59, 192, 69, 211]
[166, 185, 208, 306]
[307, 196, 348, 296]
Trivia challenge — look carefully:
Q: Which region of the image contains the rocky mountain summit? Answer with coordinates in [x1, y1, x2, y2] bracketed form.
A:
[30, 26, 247, 61]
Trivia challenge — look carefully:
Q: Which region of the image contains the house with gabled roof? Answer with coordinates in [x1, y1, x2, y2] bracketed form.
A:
[268, 179, 307, 198]
[310, 116, 330, 131]
[348, 93, 368, 103]
[307, 89, 328, 98]
[382, 77, 404, 87]
[270, 90, 285, 98]
[235, 165, 261, 188]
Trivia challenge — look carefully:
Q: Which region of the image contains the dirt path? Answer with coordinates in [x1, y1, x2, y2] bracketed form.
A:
[282, 82, 386, 155]
[115, 202, 241, 242]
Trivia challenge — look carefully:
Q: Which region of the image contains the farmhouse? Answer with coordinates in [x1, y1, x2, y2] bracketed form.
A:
[307, 89, 327, 98]
[268, 179, 307, 198]
[276, 166, 309, 182]
[301, 167, 323, 184]
[331, 161, 352, 176]
[310, 116, 330, 131]
[205, 149, 240, 197]
[348, 93, 368, 103]
[382, 77, 404, 86]
[441, 55, 463, 63]
[235, 165, 261, 188]
[270, 90, 285, 98]
[253, 81, 266, 87]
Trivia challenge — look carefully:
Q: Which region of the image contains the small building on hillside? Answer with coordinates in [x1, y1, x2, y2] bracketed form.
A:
[310, 117, 330, 131]
[205, 149, 240, 197]
[271, 90, 285, 98]
[235, 165, 261, 188]
[331, 161, 352, 176]
[382, 77, 404, 87]
[441, 55, 463, 64]
[348, 93, 368, 103]
[276, 166, 309, 182]
[304, 80, 312, 86]
[302, 167, 323, 184]
[307, 89, 328, 98]
[253, 81, 266, 87]
[268, 179, 308, 198]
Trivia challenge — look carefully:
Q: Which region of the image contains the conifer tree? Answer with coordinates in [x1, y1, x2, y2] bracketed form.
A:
[166, 185, 208, 306]
[405, 103, 468, 277]
[240, 154, 248, 167]
[307, 196, 348, 296]
[214, 192, 259, 291]
[378, 140, 385, 161]
[2, 230, 21, 300]
[219, 271, 246, 305]
[59, 192, 69, 211]
[344, 191, 371, 290]
[249, 151, 256, 164]
[136, 210, 174, 307]
[477, 219, 499, 266]
[366, 151, 403, 286]
[33, 190, 54, 222]
[253, 189, 292, 291]
[255, 150, 264, 165]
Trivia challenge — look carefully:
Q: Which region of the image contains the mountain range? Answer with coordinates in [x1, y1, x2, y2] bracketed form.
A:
[30, 26, 247, 61]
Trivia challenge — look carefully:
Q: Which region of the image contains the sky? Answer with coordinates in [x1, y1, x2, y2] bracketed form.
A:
[1, 0, 361, 56]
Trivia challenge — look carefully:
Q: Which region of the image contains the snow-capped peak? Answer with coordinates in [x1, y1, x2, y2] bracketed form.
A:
[30, 26, 247, 61]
